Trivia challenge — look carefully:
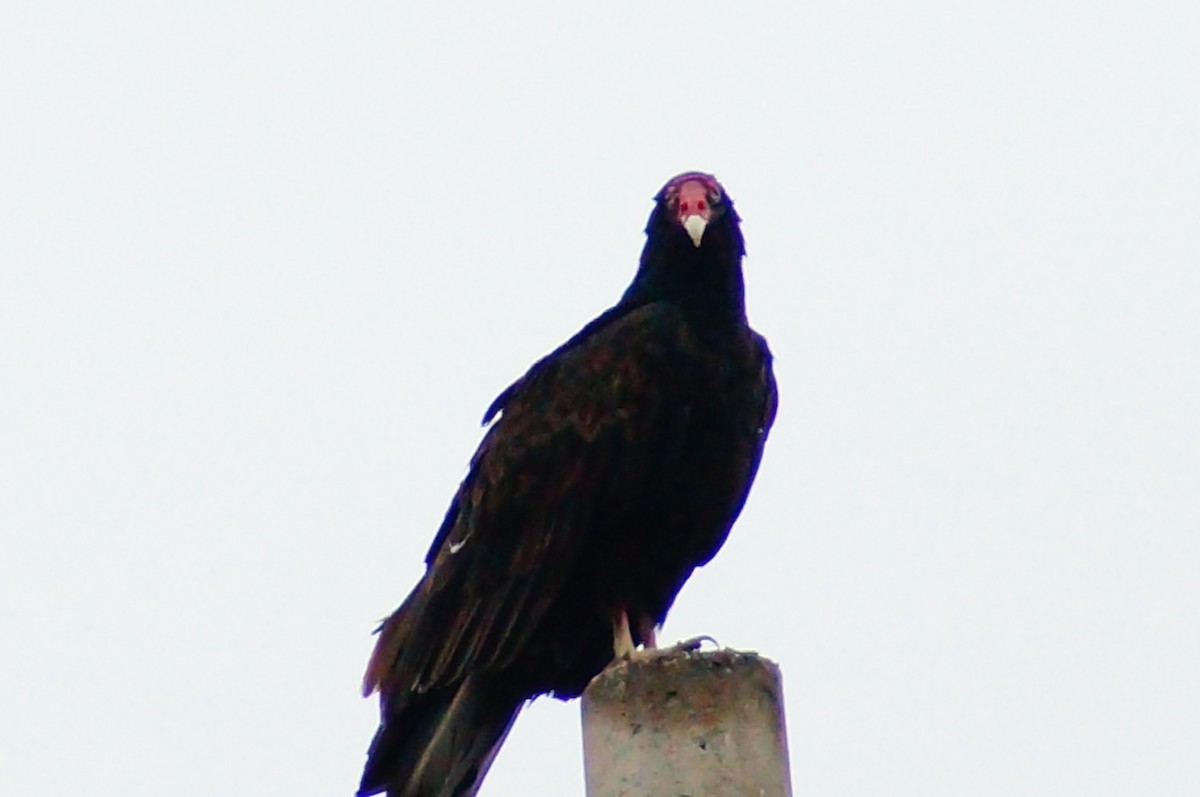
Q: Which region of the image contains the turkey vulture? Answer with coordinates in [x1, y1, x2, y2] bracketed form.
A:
[359, 172, 777, 797]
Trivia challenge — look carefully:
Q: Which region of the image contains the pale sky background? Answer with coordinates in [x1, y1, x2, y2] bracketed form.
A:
[3, 2, 1198, 795]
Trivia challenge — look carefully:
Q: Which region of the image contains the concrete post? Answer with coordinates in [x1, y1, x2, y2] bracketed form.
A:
[581, 648, 792, 797]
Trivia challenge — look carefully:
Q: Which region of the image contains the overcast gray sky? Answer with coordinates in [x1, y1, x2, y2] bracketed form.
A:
[3, 2, 1198, 795]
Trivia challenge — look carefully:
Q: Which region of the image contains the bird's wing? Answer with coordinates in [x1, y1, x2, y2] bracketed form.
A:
[364, 304, 683, 699]
[752, 333, 779, 469]
[677, 330, 778, 572]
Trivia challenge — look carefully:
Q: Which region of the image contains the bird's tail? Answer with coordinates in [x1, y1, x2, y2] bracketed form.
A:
[358, 674, 526, 797]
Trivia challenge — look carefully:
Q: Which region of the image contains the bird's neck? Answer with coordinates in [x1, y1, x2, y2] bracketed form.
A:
[622, 231, 748, 326]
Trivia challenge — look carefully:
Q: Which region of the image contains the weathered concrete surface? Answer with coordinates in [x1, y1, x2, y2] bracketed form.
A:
[581, 648, 792, 797]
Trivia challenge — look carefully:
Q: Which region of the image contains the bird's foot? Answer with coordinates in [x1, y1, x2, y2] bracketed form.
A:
[612, 608, 719, 662]
[669, 634, 720, 653]
[619, 634, 720, 663]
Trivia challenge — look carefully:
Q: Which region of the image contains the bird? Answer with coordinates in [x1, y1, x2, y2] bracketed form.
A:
[358, 171, 777, 797]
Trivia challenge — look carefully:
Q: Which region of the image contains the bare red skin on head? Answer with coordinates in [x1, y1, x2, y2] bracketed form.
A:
[660, 172, 723, 226]
[676, 180, 712, 223]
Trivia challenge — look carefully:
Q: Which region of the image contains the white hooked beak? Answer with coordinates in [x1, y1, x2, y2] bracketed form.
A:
[683, 214, 707, 247]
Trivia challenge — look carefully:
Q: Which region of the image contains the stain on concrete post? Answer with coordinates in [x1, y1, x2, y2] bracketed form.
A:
[581, 649, 792, 797]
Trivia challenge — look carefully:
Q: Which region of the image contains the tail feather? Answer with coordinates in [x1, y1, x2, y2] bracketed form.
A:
[359, 674, 525, 797]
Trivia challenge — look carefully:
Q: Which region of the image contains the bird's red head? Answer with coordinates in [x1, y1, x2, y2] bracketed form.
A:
[657, 172, 726, 248]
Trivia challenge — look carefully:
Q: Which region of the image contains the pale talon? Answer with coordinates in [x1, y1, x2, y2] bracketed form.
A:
[674, 634, 719, 652]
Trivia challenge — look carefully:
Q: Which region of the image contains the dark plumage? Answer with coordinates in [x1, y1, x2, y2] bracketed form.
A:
[359, 172, 777, 797]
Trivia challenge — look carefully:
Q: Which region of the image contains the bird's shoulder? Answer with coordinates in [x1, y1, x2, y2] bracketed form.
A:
[481, 301, 698, 426]
[419, 303, 690, 567]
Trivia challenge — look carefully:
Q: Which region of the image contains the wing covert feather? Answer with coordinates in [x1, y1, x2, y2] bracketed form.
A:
[373, 306, 684, 697]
